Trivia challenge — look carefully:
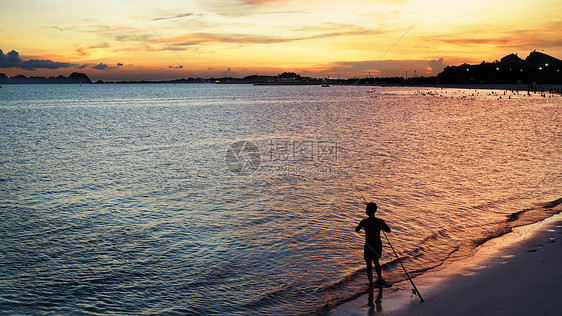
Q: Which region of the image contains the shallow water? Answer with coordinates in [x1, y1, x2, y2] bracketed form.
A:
[0, 84, 561, 315]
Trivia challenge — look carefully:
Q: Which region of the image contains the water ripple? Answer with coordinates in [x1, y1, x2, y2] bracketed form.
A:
[1, 85, 561, 314]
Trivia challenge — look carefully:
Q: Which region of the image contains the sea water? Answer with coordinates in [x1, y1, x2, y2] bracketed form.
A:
[1, 84, 560, 315]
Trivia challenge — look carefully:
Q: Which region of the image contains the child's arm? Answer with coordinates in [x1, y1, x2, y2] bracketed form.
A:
[355, 220, 363, 232]
[381, 219, 391, 233]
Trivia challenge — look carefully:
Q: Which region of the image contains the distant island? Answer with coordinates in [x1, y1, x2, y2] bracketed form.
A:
[1, 51, 560, 85]
[0, 72, 92, 84]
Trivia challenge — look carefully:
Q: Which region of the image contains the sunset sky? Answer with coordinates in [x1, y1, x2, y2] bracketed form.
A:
[1, 0, 561, 81]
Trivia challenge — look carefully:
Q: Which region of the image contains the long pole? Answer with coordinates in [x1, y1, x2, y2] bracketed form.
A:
[355, 186, 424, 302]
[382, 230, 424, 302]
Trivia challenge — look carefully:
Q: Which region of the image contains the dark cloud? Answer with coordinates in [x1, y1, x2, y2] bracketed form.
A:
[168, 65, 183, 69]
[113, 34, 151, 42]
[77, 64, 90, 69]
[21, 59, 75, 70]
[0, 49, 76, 70]
[40, 25, 76, 31]
[0, 50, 20, 68]
[117, 63, 124, 66]
[151, 13, 195, 21]
[429, 58, 446, 75]
[91, 63, 109, 70]
[42, 26, 64, 31]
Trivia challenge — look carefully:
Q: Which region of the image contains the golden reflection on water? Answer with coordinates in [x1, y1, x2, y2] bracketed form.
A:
[0, 85, 560, 315]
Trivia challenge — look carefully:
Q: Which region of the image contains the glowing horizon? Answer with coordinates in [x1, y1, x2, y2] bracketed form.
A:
[1, 0, 561, 81]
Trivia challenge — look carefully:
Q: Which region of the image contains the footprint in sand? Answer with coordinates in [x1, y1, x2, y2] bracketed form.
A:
[499, 254, 514, 264]
[525, 244, 543, 252]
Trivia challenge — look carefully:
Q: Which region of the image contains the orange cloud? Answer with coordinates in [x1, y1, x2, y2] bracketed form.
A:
[157, 26, 384, 47]
[428, 26, 562, 51]
[439, 38, 542, 48]
[75, 43, 110, 57]
[312, 59, 448, 77]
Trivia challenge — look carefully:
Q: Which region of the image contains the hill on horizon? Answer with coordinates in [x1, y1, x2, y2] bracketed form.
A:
[438, 51, 562, 84]
[0, 72, 92, 84]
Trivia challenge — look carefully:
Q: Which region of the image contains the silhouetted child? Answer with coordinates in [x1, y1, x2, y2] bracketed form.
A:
[355, 202, 391, 287]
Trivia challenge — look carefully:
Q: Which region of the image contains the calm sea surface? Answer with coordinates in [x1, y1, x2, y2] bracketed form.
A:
[1, 84, 561, 315]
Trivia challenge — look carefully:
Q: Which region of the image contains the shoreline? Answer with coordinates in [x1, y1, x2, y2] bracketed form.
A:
[410, 83, 562, 92]
[331, 211, 562, 315]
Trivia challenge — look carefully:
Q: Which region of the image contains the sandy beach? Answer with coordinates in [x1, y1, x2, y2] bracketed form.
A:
[332, 212, 562, 316]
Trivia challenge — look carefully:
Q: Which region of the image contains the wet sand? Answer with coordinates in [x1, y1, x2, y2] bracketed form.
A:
[331, 212, 562, 316]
